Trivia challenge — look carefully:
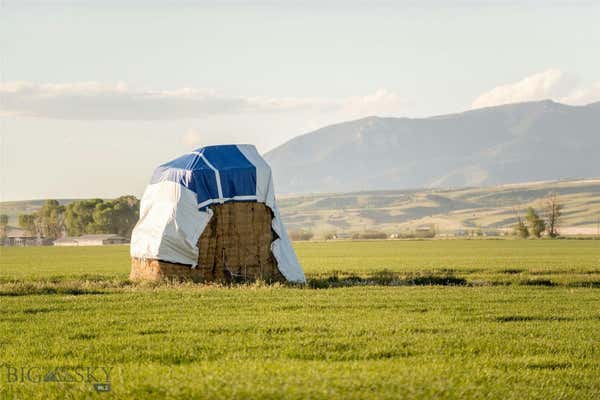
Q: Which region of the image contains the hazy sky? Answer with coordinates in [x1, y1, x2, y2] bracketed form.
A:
[2, 1, 600, 201]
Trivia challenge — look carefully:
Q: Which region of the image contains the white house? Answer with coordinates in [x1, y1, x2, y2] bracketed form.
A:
[53, 234, 129, 246]
[2, 227, 53, 247]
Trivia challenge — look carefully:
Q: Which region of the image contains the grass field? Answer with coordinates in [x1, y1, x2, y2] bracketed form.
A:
[1, 240, 599, 399]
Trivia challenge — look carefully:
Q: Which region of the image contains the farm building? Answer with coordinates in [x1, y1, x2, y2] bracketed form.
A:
[130, 144, 305, 283]
[53, 234, 129, 246]
[2, 227, 53, 246]
[332, 233, 352, 240]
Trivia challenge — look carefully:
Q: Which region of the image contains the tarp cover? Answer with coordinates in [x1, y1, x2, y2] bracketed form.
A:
[130, 144, 305, 283]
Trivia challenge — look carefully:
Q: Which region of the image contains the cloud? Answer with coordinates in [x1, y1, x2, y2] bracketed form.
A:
[561, 82, 600, 105]
[180, 129, 204, 147]
[471, 69, 576, 109]
[471, 69, 600, 109]
[0, 81, 408, 120]
[341, 89, 407, 116]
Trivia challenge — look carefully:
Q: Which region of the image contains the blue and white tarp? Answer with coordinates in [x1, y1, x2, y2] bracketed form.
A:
[130, 144, 305, 283]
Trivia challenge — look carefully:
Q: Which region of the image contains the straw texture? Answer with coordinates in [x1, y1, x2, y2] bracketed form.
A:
[130, 202, 284, 282]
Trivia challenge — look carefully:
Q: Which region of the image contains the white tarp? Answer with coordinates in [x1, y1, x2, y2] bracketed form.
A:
[130, 144, 305, 283]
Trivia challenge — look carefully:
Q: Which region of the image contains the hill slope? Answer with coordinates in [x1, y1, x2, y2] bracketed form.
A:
[276, 179, 600, 235]
[0, 199, 78, 225]
[2, 180, 599, 236]
[265, 100, 600, 193]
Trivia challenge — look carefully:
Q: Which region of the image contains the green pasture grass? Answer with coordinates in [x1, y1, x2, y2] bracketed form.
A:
[1, 240, 599, 286]
[0, 286, 599, 399]
[1, 240, 599, 399]
[0, 245, 129, 280]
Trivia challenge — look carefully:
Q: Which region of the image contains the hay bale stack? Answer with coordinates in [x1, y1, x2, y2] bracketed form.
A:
[130, 202, 284, 283]
[130, 258, 204, 281]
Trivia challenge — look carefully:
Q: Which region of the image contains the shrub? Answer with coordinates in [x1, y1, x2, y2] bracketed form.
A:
[288, 229, 314, 241]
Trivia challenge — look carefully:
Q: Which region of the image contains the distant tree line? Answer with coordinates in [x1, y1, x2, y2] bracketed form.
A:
[18, 200, 65, 239]
[65, 197, 139, 237]
[288, 229, 315, 241]
[0, 214, 8, 242]
[513, 193, 563, 239]
[352, 230, 388, 240]
[17, 196, 140, 239]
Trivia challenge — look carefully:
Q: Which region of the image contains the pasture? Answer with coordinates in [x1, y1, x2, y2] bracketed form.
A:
[1, 240, 599, 399]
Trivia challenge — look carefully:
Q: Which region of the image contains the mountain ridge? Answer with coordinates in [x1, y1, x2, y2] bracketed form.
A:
[265, 99, 600, 194]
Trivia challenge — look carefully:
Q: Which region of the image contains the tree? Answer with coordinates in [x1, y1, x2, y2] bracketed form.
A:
[513, 213, 529, 238]
[65, 196, 140, 238]
[0, 214, 8, 242]
[18, 214, 39, 236]
[544, 192, 563, 238]
[525, 207, 546, 238]
[18, 200, 66, 239]
[113, 195, 140, 237]
[352, 230, 388, 240]
[37, 200, 66, 239]
[65, 199, 104, 236]
[288, 229, 314, 241]
[323, 231, 337, 240]
[92, 196, 140, 237]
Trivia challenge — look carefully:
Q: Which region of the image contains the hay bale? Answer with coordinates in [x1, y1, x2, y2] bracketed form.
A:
[130, 202, 284, 283]
[130, 258, 205, 282]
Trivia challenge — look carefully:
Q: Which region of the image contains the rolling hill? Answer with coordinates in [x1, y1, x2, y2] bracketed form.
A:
[276, 179, 600, 236]
[265, 100, 600, 194]
[4, 179, 598, 238]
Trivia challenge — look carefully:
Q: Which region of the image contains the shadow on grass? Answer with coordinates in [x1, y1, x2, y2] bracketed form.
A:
[68, 333, 98, 340]
[566, 280, 600, 288]
[499, 268, 525, 274]
[2, 271, 599, 295]
[307, 269, 467, 288]
[0, 286, 106, 296]
[137, 329, 169, 336]
[520, 279, 556, 287]
[494, 315, 575, 322]
[526, 362, 572, 370]
[22, 307, 63, 314]
[0, 277, 131, 296]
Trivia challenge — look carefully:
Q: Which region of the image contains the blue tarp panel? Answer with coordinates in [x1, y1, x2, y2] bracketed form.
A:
[150, 144, 257, 209]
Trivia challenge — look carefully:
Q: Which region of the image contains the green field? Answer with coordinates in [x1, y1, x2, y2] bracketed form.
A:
[1, 240, 600, 399]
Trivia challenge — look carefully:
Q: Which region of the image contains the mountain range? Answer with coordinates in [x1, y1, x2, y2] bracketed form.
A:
[265, 100, 600, 194]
